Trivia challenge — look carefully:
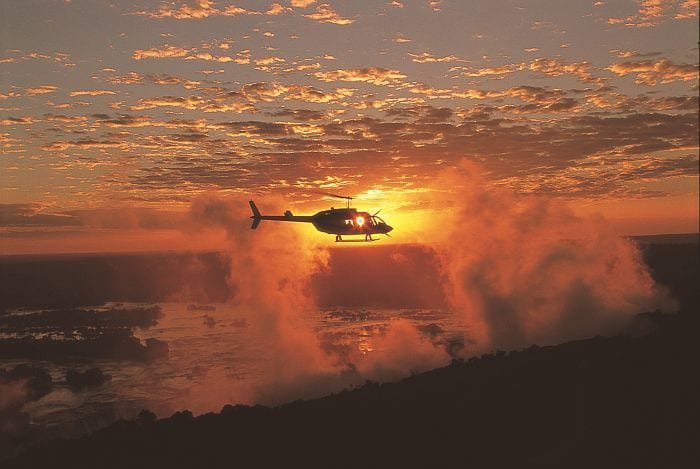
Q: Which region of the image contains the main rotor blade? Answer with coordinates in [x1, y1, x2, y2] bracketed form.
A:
[372, 209, 381, 217]
[314, 191, 354, 201]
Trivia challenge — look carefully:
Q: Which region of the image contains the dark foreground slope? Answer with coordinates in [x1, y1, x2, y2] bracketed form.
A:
[7, 312, 699, 469]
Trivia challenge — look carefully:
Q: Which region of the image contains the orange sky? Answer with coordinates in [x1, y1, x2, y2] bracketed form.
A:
[0, 0, 698, 254]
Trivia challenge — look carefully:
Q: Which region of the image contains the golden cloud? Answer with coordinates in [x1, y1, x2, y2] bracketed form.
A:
[0, 117, 34, 126]
[266, 3, 286, 15]
[129, 96, 204, 110]
[607, 0, 697, 27]
[135, 1, 295, 19]
[284, 85, 354, 103]
[26, 85, 58, 96]
[528, 58, 598, 83]
[69, 90, 117, 97]
[254, 57, 286, 66]
[314, 67, 406, 86]
[460, 63, 525, 77]
[41, 139, 125, 151]
[607, 59, 699, 85]
[135, 0, 218, 19]
[43, 114, 88, 123]
[133, 45, 190, 60]
[408, 52, 463, 63]
[303, 4, 354, 24]
[291, 0, 317, 7]
[185, 52, 235, 62]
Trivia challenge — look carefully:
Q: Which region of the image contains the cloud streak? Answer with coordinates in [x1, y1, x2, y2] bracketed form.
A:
[303, 4, 354, 24]
[607, 59, 699, 85]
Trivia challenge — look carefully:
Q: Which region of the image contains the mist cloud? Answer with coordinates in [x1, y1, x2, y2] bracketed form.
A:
[432, 161, 672, 352]
[177, 164, 672, 410]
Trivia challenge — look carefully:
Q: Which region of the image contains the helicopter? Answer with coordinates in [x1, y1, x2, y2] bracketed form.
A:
[249, 193, 393, 242]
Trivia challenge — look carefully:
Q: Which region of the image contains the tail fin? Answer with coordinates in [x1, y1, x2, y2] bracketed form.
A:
[249, 200, 261, 229]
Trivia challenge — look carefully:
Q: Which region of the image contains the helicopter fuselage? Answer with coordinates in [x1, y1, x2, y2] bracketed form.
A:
[249, 201, 393, 241]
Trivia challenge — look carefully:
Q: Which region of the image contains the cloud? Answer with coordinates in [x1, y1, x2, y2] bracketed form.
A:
[428, 0, 442, 12]
[91, 114, 155, 128]
[0, 50, 73, 66]
[291, 0, 317, 7]
[41, 139, 125, 151]
[125, 80, 354, 114]
[69, 90, 117, 97]
[129, 95, 205, 111]
[609, 50, 662, 59]
[586, 90, 699, 112]
[0, 117, 34, 126]
[104, 71, 145, 85]
[134, 1, 297, 19]
[675, 0, 698, 18]
[268, 108, 330, 121]
[0, 204, 81, 227]
[408, 52, 463, 63]
[43, 113, 88, 123]
[385, 104, 453, 123]
[607, 59, 699, 85]
[283, 84, 354, 103]
[429, 162, 672, 351]
[103, 70, 200, 89]
[181, 196, 340, 406]
[266, 3, 287, 15]
[458, 63, 526, 77]
[450, 58, 600, 83]
[405, 83, 570, 104]
[254, 56, 286, 66]
[132, 45, 191, 60]
[132, 44, 250, 63]
[135, 0, 218, 19]
[0, 91, 22, 100]
[168, 162, 673, 409]
[528, 58, 599, 83]
[25, 85, 58, 96]
[354, 319, 449, 381]
[176, 195, 451, 409]
[314, 67, 406, 85]
[303, 3, 354, 24]
[607, 0, 697, 27]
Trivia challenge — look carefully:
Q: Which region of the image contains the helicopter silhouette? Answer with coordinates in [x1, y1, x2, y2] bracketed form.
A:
[249, 193, 393, 242]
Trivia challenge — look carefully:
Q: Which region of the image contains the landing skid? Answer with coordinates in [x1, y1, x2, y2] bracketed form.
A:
[335, 234, 378, 242]
[335, 238, 379, 243]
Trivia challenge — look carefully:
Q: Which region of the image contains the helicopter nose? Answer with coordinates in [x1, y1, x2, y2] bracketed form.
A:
[385, 225, 393, 233]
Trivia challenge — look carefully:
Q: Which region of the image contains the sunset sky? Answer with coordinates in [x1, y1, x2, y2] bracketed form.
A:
[1, 0, 698, 253]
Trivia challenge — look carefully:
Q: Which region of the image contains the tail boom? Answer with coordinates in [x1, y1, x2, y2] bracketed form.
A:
[249, 200, 313, 229]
